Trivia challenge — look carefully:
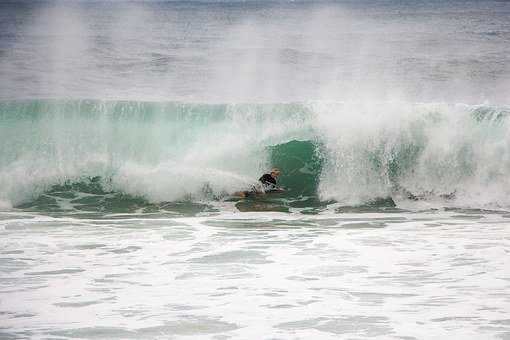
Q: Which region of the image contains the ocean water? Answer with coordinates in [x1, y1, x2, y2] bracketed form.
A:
[1, 0, 510, 339]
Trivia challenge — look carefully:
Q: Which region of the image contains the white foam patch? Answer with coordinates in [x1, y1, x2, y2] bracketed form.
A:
[113, 161, 256, 202]
[0, 199, 12, 210]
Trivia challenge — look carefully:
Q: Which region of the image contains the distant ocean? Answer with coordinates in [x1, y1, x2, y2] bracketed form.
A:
[1, 1, 509, 339]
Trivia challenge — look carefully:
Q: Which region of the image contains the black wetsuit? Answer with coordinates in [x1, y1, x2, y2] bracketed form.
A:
[259, 174, 278, 192]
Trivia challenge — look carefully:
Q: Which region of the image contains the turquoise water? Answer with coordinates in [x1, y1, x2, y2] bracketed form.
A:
[0, 99, 509, 212]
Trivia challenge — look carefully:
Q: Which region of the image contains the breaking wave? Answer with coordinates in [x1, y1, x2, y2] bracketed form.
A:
[0, 99, 509, 211]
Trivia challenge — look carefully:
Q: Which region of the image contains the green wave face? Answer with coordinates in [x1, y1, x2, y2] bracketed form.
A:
[1, 99, 509, 214]
[269, 140, 323, 197]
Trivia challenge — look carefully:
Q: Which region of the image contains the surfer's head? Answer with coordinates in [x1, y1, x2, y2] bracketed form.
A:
[270, 168, 280, 178]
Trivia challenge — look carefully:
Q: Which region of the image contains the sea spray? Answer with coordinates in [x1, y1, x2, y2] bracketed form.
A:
[314, 101, 510, 208]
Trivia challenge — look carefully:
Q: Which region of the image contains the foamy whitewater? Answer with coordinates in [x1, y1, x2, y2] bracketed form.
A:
[1, 1, 509, 339]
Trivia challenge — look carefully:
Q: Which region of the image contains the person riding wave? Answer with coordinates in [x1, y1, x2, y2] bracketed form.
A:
[237, 167, 284, 197]
[258, 167, 284, 193]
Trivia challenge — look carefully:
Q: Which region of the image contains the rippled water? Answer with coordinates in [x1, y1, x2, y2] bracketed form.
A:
[1, 210, 509, 339]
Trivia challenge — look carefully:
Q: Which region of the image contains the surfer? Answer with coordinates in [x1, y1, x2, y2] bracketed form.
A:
[236, 167, 285, 198]
[258, 167, 285, 193]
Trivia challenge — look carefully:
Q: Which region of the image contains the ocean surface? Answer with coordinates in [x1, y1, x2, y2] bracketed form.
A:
[1, 0, 510, 339]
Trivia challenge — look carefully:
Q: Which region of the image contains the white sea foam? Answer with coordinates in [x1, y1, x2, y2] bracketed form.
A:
[314, 101, 510, 208]
[0, 210, 509, 339]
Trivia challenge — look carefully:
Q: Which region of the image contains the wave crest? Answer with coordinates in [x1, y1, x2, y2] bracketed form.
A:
[1, 99, 509, 210]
